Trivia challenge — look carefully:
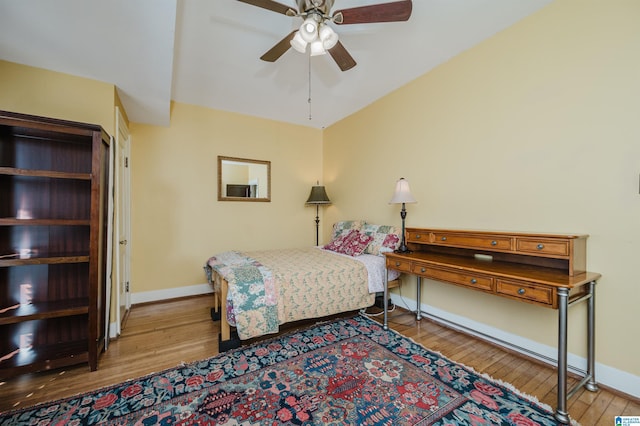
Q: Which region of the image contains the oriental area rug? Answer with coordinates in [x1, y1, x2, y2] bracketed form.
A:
[0, 315, 568, 425]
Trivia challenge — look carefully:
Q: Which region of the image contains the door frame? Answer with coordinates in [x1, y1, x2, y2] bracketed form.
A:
[105, 133, 115, 348]
[114, 106, 132, 336]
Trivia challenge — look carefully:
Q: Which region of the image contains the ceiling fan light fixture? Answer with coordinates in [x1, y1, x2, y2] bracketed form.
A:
[290, 31, 307, 53]
[319, 24, 338, 50]
[242, 0, 414, 72]
[309, 39, 326, 56]
[299, 16, 319, 43]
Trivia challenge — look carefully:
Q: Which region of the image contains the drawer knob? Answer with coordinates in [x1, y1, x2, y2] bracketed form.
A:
[416, 234, 421, 239]
[537, 244, 544, 250]
[441, 236, 447, 241]
[395, 262, 401, 267]
[470, 278, 477, 284]
[491, 240, 497, 246]
[421, 267, 426, 273]
[518, 288, 526, 295]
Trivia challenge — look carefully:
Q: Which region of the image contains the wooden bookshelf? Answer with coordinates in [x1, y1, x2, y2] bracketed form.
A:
[0, 110, 110, 379]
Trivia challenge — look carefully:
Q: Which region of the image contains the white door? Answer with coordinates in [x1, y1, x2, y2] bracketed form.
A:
[115, 107, 131, 335]
[104, 134, 115, 348]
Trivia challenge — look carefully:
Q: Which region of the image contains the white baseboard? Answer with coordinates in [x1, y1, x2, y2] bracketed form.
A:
[131, 283, 213, 305]
[108, 321, 119, 340]
[390, 293, 640, 399]
[107, 284, 213, 339]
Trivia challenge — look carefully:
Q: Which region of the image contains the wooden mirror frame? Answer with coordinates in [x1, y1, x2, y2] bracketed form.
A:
[218, 156, 271, 202]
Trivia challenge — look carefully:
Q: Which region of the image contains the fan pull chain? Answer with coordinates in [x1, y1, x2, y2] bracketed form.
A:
[308, 54, 312, 121]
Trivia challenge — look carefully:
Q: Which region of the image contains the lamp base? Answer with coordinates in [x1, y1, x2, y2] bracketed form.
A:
[395, 204, 412, 254]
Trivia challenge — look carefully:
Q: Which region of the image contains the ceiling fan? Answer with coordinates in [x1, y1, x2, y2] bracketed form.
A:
[238, 0, 412, 71]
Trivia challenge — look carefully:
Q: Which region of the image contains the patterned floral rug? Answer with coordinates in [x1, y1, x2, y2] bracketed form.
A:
[0, 315, 566, 425]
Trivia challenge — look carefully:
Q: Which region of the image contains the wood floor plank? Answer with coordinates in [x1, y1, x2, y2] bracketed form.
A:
[576, 390, 613, 425]
[622, 400, 640, 416]
[0, 294, 637, 426]
[595, 395, 630, 426]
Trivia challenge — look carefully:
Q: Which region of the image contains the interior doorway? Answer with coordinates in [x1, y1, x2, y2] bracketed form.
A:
[115, 106, 131, 335]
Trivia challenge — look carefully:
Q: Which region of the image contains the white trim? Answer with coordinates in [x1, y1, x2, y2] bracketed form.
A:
[104, 134, 115, 350]
[108, 321, 119, 339]
[131, 283, 213, 305]
[108, 284, 212, 339]
[390, 293, 640, 399]
[115, 106, 132, 337]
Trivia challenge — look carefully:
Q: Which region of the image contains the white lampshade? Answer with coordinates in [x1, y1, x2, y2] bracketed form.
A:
[299, 16, 318, 43]
[319, 24, 338, 50]
[309, 40, 326, 56]
[290, 31, 307, 53]
[389, 178, 417, 204]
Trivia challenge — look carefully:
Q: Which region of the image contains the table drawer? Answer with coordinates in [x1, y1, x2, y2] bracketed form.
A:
[386, 257, 412, 273]
[431, 232, 512, 251]
[496, 279, 554, 306]
[516, 238, 569, 256]
[406, 230, 430, 243]
[417, 265, 493, 292]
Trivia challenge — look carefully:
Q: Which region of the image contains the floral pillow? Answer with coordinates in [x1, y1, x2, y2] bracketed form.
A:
[360, 224, 401, 256]
[323, 231, 352, 252]
[331, 220, 365, 240]
[324, 229, 373, 257]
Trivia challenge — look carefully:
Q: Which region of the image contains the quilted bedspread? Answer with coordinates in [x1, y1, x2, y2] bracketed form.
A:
[207, 248, 374, 340]
[206, 251, 279, 340]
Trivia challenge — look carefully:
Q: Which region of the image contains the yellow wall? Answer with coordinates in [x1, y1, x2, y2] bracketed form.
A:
[0, 60, 115, 134]
[324, 0, 640, 377]
[129, 102, 323, 292]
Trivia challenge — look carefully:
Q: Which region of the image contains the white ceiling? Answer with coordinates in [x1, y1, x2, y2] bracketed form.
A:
[0, 0, 553, 129]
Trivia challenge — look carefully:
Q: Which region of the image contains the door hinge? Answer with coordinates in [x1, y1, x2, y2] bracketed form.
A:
[126, 282, 130, 292]
[125, 157, 129, 168]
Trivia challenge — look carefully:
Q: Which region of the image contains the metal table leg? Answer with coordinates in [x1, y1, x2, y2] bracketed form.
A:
[586, 280, 599, 392]
[556, 282, 599, 423]
[555, 287, 570, 424]
[416, 276, 422, 321]
[383, 269, 389, 330]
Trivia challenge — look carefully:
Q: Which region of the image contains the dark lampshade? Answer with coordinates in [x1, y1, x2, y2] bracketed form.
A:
[306, 185, 331, 204]
[306, 183, 331, 246]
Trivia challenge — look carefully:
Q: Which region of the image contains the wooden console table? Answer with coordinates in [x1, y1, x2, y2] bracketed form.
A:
[383, 227, 601, 424]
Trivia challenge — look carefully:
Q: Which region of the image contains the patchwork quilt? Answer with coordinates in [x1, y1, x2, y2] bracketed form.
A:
[206, 248, 373, 340]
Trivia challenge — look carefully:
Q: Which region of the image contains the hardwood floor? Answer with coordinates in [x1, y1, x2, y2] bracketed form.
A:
[1, 295, 638, 425]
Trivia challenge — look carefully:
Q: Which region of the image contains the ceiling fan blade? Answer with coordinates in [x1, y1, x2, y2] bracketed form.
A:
[237, 0, 297, 16]
[260, 30, 297, 62]
[328, 41, 357, 71]
[333, 0, 412, 25]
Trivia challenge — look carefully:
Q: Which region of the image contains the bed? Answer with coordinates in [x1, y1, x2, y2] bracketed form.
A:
[204, 221, 401, 351]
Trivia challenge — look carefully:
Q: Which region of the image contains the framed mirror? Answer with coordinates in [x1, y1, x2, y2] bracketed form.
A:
[218, 156, 271, 202]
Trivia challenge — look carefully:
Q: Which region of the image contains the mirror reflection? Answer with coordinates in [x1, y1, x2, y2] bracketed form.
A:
[218, 156, 271, 202]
